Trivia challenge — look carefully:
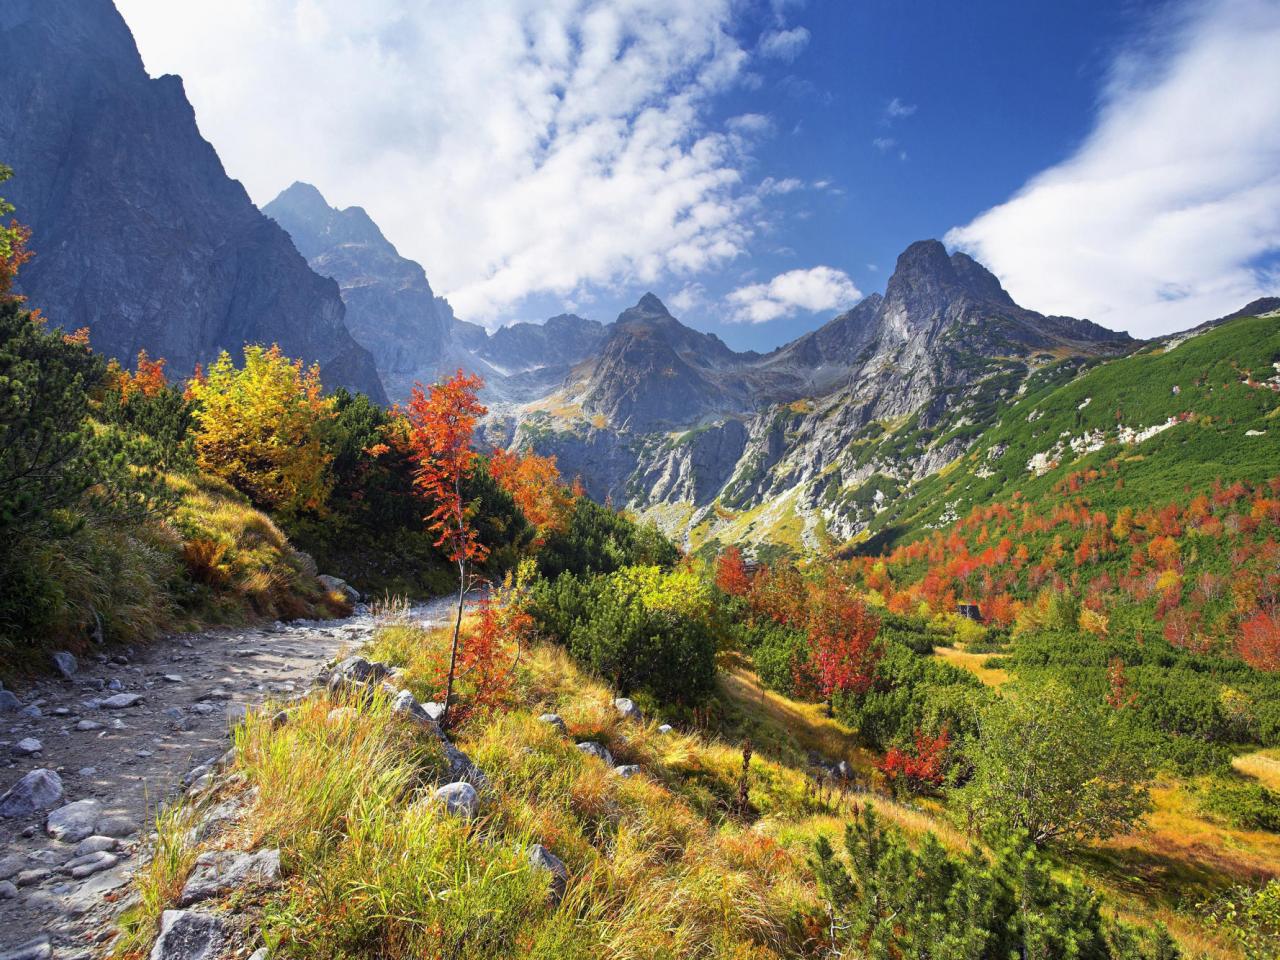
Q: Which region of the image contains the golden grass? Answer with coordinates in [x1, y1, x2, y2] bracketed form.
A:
[932, 646, 1011, 687]
[1232, 748, 1280, 791]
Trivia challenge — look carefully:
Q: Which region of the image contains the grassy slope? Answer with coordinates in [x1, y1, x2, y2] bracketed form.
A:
[862, 313, 1280, 552]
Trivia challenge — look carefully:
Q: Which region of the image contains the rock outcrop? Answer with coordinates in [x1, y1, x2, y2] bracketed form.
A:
[0, 0, 386, 403]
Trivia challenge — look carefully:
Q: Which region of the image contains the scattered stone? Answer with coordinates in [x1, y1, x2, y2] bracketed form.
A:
[191, 703, 216, 715]
[74, 835, 118, 856]
[202, 688, 232, 701]
[52, 706, 70, 716]
[327, 655, 389, 695]
[0, 854, 23, 879]
[613, 765, 641, 779]
[432, 781, 480, 819]
[100, 693, 142, 709]
[20, 704, 41, 718]
[537, 713, 567, 734]
[834, 760, 854, 781]
[107, 678, 124, 691]
[613, 697, 642, 721]
[163, 674, 184, 683]
[149, 910, 225, 960]
[0, 879, 15, 899]
[78, 767, 97, 777]
[247, 949, 268, 960]
[109, 718, 127, 730]
[657, 724, 674, 735]
[576, 742, 614, 767]
[65, 850, 119, 879]
[527, 843, 569, 903]
[0, 689, 20, 711]
[46, 798, 102, 843]
[179, 849, 281, 906]
[0, 768, 64, 817]
[95, 814, 139, 838]
[82, 677, 105, 692]
[12, 737, 42, 756]
[423, 701, 446, 722]
[51, 650, 78, 679]
[0, 935, 51, 960]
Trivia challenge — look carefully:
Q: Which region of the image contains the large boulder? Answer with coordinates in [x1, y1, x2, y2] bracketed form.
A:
[317, 574, 360, 604]
[0, 769, 64, 817]
[327, 656, 389, 695]
[45, 798, 102, 843]
[0, 689, 21, 712]
[432, 782, 480, 819]
[50, 650, 77, 678]
[613, 698, 642, 722]
[179, 849, 281, 906]
[149, 910, 225, 960]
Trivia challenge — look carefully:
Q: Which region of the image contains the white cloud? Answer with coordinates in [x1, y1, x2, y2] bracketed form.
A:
[872, 136, 897, 151]
[885, 96, 917, 119]
[759, 26, 810, 62]
[947, 0, 1280, 337]
[669, 281, 708, 315]
[726, 266, 861, 323]
[757, 176, 804, 195]
[113, 0, 789, 324]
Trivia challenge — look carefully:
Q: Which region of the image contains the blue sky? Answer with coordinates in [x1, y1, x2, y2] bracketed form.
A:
[117, 0, 1280, 350]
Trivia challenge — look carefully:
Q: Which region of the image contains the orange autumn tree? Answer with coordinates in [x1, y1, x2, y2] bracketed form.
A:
[801, 573, 882, 714]
[488, 447, 572, 543]
[188, 344, 335, 514]
[403, 369, 488, 729]
[109, 349, 169, 402]
[714, 545, 752, 597]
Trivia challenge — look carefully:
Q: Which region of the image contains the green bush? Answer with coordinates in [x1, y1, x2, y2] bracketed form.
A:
[536, 498, 679, 581]
[1196, 777, 1280, 832]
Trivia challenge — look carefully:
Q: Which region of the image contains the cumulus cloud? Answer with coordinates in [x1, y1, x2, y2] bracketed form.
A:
[872, 136, 897, 151]
[947, 0, 1280, 337]
[114, 0, 809, 324]
[727, 266, 861, 323]
[759, 26, 810, 61]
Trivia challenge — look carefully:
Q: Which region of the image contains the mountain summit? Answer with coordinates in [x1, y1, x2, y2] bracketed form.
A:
[0, 0, 386, 402]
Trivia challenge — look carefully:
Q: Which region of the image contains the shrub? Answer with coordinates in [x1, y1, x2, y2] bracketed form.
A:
[1196, 777, 1280, 832]
[536, 498, 679, 581]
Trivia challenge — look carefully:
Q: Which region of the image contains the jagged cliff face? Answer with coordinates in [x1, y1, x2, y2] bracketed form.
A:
[0, 0, 386, 402]
[265, 183, 609, 404]
[511, 241, 1134, 550]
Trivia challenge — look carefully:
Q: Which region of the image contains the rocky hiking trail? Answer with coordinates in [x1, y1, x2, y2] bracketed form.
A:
[0, 596, 458, 959]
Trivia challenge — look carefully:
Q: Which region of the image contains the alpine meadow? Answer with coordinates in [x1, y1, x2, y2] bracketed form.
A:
[2, 2, 1280, 959]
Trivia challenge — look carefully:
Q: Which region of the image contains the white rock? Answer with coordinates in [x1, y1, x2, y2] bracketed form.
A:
[12, 737, 42, 756]
[657, 724, 674, 735]
[537, 713, 567, 734]
[613, 765, 642, 779]
[100, 693, 142, 709]
[613, 697, 642, 721]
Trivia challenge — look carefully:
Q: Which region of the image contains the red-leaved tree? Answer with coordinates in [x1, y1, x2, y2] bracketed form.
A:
[403, 370, 487, 729]
[880, 725, 950, 794]
[715, 545, 752, 597]
[801, 577, 881, 714]
[1238, 609, 1280, 672]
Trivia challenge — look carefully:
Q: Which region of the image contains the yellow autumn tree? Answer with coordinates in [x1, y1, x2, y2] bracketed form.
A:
[188, 344, 335, 514]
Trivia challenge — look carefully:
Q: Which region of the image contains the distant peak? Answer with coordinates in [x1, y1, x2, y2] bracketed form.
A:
[270, 181, 332, 213]
[636, 292, 671, 316]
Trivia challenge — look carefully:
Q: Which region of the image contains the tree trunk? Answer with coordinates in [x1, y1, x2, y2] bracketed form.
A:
[441, 556, 466, 731]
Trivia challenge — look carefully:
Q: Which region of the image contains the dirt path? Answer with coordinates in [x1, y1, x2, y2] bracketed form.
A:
[0, 597, 456, 958]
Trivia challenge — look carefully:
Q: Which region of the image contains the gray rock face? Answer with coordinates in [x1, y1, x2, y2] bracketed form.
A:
[512, 243, 1134, 549]
[264, 183, 606, 405]
[0, 769, 64, 817]
[613, 765, 642, 779]
[317, 574, 360, 604]
[179, 848, 282, 906]
[45, 799, 102, 843]
[527, 843, 569, 904]
[432, 781, 480, 819]
[613, 698, 641, 722]
[149, 909, 225, 960]
[0, 1, 385, 404]
[575, 742, 614, 767]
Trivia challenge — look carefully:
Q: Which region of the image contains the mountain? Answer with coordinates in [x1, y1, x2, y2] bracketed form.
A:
[511, 240, 1136, 548]
[265, 182, 609, 403]
[0, 0, 386, 402]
